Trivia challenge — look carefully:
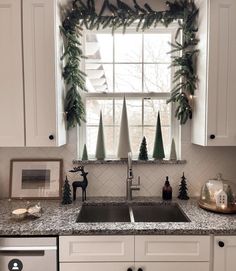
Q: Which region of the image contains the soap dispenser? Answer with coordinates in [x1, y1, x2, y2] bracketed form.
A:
[162, 176, 172, 200]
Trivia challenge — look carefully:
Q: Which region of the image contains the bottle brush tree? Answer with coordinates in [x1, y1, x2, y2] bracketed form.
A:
[138, 136, 148, 160]
[153, 111, 165, 160]
[178, 172, 189, 200]
[61, 176, 72, 205]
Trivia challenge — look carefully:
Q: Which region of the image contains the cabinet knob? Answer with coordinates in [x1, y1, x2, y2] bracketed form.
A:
[210, 134, 215, 139]
[127, 268, 132, 271]
[218, 241, 225, 248]
[49, 134, 54, 140]
[138, 268, 143, 271]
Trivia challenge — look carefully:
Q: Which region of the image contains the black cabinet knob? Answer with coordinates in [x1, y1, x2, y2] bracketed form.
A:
[218, 241, 225, 248]
[49, 135, 54, 140]
[127, 268, 132, 271]
[210, 134, 215, 139]
[138, 268, 143, 271]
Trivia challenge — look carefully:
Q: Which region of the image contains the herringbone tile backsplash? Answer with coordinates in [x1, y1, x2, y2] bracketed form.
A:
[0, 127, 236, 198]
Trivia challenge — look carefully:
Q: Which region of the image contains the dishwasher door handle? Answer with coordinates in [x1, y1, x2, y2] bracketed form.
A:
[0, 246, 57, 251]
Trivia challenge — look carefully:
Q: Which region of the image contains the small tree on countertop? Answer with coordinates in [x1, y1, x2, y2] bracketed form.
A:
[178, 172, 189, 200]
[138, 136, 148, 161]
[61, 176, 72, 205]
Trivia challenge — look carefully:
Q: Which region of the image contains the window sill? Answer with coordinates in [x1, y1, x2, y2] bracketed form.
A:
[73, 159, 186, 165]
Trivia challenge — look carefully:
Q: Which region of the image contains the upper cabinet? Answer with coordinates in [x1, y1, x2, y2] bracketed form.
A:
[0, 0, 66, 147]
[192, 0, 236, 146]
[0, 0, 25, 146]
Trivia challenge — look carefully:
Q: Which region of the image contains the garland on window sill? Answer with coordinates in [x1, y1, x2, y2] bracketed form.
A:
[61, 0, 199, 129]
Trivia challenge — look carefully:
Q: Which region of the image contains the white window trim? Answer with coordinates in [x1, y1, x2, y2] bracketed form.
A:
[77, 23, 181, 160]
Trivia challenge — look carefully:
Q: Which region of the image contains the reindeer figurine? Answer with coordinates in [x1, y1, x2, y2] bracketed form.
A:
[69, 166, 88, 201]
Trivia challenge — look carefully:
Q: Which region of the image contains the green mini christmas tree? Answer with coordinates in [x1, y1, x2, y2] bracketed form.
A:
[178, 173, 189, 200]
[95, 111, 106, 160]
[169, 138, 177, 160]
[138, 136, 148, 161]
[61, 176, 72, 205]
[153, 111, 165, 160]
[82, 144, 88, 160]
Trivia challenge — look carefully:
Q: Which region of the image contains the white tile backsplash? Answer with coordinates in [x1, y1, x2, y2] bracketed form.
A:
[0, 127, 236, 198]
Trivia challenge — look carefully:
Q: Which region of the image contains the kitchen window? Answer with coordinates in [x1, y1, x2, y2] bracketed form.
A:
[79, 25, 179, 159]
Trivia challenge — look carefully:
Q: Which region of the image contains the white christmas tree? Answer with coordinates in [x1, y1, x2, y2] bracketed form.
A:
[95, 111, 106, 160]
[117, 97, 131, 159]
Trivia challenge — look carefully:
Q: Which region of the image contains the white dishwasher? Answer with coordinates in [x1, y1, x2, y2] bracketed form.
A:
[0, 237, 57, 271]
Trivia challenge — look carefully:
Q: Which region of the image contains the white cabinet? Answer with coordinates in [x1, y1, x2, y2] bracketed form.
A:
[0, 0, 66, 147]
[214, 236, 236, 271]
[0, 0, 25, 146]
[192, 0, 236, 146]
[59, 235, 210, 271]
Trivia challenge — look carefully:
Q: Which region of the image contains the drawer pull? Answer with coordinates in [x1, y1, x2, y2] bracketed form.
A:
[210, 134, 215, 139]
[127, 268, 132, 271]
[138, 268, 143, 271]
[218, 241, 224, 248]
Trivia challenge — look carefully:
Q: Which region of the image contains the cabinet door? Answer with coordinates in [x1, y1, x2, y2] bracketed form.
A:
[23, 0, 65, 146]
[214, 236, 236, 271]
[0, 0, 24, 146]
[135, 262, 209, 271]
[135, 236, 210, 262]
[207, 0, 236, 146]
[60, 262, 134, 271]
[59, 236, 135, 262]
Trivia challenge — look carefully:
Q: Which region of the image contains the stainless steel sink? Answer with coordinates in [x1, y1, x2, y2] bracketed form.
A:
[76, 202, 190, 223]
[76, 204, 130, 222]
[131, 203, 190, 222]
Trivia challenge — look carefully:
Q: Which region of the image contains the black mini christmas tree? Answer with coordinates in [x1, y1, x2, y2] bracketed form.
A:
[62, 176, 72, 205]
[138, 136, 148, 160]
[178, 172, 189, 200]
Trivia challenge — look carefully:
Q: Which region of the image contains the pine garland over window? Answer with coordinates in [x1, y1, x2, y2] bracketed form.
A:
[61, 0, 199, 129]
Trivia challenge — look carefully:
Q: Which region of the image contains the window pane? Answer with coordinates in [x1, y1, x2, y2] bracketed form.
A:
[86, 99, 113, 125]
[104, 127, 114, 156]
[115, 99, 142, 126]
[87, 127, 98, 156]
[144, 64, 171, 92]
[130, 127, 143, 154]
[115, 64, 142, 92]
[144, 99, 171, 126]
[86, 64, 113, 93]
[115, 34, 142, 62]
[85, 33, 113, 62]
[144, 33, 171, 62]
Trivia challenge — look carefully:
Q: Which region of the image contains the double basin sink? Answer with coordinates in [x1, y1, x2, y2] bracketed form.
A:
[77, 202, 190, 223]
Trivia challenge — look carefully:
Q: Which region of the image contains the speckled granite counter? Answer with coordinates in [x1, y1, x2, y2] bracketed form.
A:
[0, 198, 236, 236]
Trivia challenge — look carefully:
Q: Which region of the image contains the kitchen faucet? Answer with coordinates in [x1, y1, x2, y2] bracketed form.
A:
[126, 152, 141, 200]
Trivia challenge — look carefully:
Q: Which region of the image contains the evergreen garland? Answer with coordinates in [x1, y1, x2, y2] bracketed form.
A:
[61, 0, 199, 129]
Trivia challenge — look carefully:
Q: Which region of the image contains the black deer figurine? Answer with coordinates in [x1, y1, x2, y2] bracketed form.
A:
[69, 166, 88, 201]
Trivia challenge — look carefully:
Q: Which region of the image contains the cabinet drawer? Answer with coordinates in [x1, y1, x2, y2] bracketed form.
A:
[60, 262, 134, 271]
[135, 236, 210, 262]
[59, 236, 134, 262]
[136, 262, 209, 271]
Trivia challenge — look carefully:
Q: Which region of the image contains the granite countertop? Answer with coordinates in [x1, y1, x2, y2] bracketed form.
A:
[0, 197, 236, 236]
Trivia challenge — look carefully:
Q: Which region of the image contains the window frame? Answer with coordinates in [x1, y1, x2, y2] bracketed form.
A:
[78, 23, 181, 160]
